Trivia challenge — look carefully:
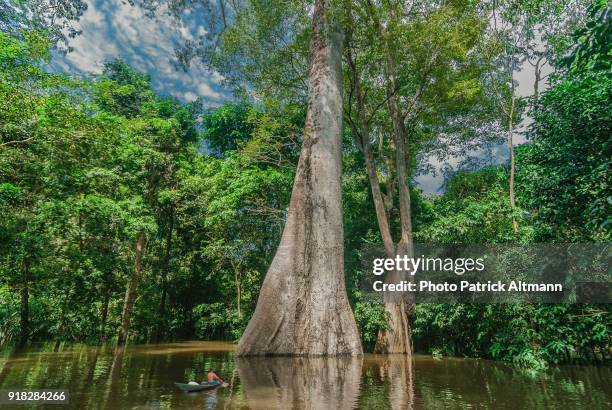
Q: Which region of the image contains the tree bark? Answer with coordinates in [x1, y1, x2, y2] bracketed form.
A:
[508, 86, 518, 232]
[18, 259, 29, 348]
[117, 232, 146, 347]
[374, 34, 414, 355]
[230, 260, 242, 319]
[236, 0, 362, 356]
[155, 207, 174, 342]
[531, 54, 544, 109]
[350, 61, 411, 353]
[350, 58, 395, 258]
[100, 283, 110, 341]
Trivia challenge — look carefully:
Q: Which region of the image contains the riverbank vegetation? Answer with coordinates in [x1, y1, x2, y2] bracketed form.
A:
[0, 0, 609, 367]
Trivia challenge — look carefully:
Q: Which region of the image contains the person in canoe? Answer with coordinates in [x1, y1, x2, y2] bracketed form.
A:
[207, 368, 223, 385]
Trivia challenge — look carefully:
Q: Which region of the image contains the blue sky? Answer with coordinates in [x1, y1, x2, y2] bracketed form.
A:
[51, 0, 540, 193]
[53, 0, 228, 106]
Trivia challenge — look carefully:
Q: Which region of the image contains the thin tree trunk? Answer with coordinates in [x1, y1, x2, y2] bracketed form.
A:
[532, 55, 544, 109]
[155, 285, 167, 342]
[117, 232, 146, 347]
[100, 279, 110, 341]
[18, 259, 29, 348]
[237, 0, 362, 356]
[350, 56, 394, 257]
[374, 34, 414, 355]
[155, 207, 174, 342]
[508, 86, 518, 232]
[383, 153, 395, 213]
[230, 260, 242, 319]
[533, 64, 540, 105]
[235, 271, 241, 319]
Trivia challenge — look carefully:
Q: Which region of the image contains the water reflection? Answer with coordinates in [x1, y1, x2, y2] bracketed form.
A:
[204, 389, 218, 410]
[0, 342, 609, 409]
[104, 346, 125, 409]
[236, 356, 362, 409]
[378, 356, 414, 410]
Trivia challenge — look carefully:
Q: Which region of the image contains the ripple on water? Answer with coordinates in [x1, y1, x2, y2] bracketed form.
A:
[0, 342, 609, 409]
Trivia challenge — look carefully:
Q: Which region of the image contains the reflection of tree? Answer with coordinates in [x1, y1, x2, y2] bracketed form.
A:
[236, 356, 362, 410]
[379, 356, 415, 410]
[83, 346, 102, 385]
[0, 354, 16, 386]
[103, 346, 125, 410]
[223, 367, 238, 410]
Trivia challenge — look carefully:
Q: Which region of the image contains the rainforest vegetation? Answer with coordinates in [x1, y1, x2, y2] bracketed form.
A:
[0, 0, 609, 368]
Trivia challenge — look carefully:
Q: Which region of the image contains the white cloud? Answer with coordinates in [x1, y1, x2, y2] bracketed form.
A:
[183, 91, 198, 102]
[56, 0, 228, 104]
[197, 82, 222, 99]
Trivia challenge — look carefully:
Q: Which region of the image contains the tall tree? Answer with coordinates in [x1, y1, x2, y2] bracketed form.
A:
[486, 0, 589, 231]
[236, 0, 362, 356]
[344, 0, 493, 354]
[0, 0, 88, 51]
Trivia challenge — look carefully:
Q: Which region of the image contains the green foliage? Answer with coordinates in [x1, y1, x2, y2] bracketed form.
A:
[416, 168, 534, 244]
[562, 0, 611, 72]
[94, 59, 155, 118]
[353, 300, 388, 351]
[0, 0, 88, 52]
[414, 303, 610, 368]
[518, 68, 611, 240]
[193, 303, 245, 341]
[0, 32, 296, 345]
[201, 103, 254, 156]
[414, 60, 611, 366]
[0, 0, 609, 370]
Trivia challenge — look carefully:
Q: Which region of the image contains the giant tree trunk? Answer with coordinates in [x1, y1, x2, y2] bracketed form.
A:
[374, 40, 414, 355]
[117, 232, 146, 347]
[236, 0, 362, 357]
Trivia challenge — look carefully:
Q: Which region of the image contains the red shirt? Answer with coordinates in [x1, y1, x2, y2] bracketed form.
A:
[208, 372, 221, 383]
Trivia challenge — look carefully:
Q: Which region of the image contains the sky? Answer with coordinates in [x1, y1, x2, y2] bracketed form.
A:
[53, 0, 227, 106]
[52, 0, 546, 194]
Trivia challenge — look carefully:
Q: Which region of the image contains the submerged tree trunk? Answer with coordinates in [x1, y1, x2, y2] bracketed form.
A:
[117, 232, 146, 347]
[380, 355, 415, 410]
[374, 40, 414, 355]
[349, 54, 394, 258]
[351, 64, 411, 354]
[237, 0, 362, 357]
[18, 259, 29, 348]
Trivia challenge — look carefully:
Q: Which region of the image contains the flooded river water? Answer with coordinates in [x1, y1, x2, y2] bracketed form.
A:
[0, 341, 609, 409]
